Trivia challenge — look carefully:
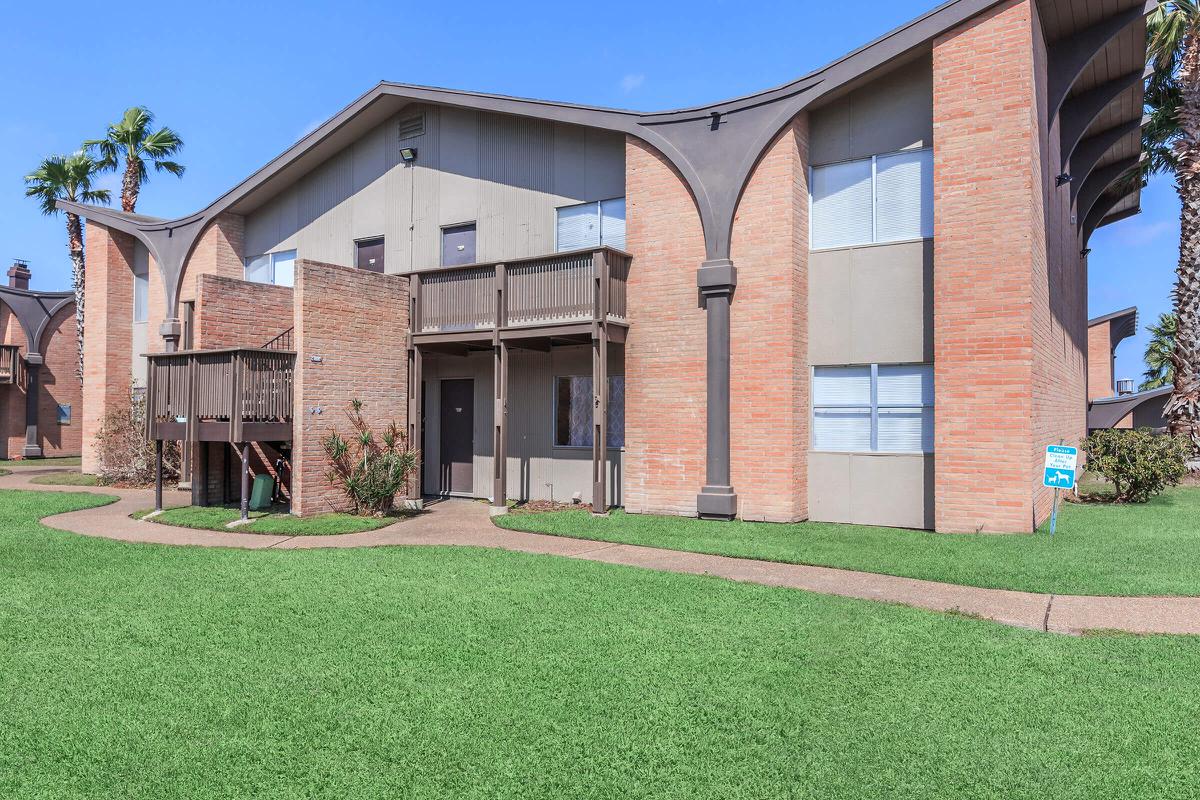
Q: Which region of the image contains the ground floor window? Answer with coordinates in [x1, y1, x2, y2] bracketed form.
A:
[554, 375, 625, 448]
[812, 363, 933, 453]
[56, 404, 71, 425]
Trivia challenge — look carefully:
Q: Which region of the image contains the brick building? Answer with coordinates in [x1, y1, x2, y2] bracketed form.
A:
[1086, 307, 1172, 431]
[63, 0, 1150, 532]
[0, 260, 82, 459]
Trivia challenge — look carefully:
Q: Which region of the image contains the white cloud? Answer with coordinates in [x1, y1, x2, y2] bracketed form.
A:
[619, 73, 646, 93]
[1112, 218, 1174, 247]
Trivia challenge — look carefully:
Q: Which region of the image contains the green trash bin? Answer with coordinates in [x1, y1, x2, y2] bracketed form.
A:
[249, 474, 275, 511]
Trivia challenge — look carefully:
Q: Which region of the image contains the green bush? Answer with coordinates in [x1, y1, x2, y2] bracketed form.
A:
[1081, 428, 1191, 503]
[322, 399, 418, 516]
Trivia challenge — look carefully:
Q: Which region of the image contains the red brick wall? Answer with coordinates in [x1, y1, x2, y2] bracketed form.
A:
[1029, 0, 1088, 523]
[933, 0, 1086, 532]
[729, 116, 810, 522]
[291, 260, 409, 515]
[194, 274, 293, 349]
[34, 304, 83, 457]
[1086, 322, 1114, 400]
[623, 137, 708, 516]
[82, 223, 135, 473]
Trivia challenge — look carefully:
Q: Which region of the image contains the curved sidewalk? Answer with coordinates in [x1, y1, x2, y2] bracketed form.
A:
[3, 469, 1198, 636]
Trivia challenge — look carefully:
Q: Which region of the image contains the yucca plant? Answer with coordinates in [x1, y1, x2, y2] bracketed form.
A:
[322, 399, 418, 515]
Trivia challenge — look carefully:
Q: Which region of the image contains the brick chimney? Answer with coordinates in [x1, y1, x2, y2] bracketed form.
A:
[7, 259, 30, 290]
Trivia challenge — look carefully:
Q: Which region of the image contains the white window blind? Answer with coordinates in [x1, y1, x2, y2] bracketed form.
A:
[875, 150, 933, 243]
[813, 363, 934, 453]
[811, 147, 933, 250]
[600, 198, 626, 250]
[557, 203, 600, 251]
[133, 272, 149, 323]
[272, 250, 296, 288]
[245, 254, 272, 284]
[811, 159, 873, 250]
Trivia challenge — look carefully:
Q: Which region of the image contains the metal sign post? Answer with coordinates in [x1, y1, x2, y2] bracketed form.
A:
[1042, 444, 1079, 536]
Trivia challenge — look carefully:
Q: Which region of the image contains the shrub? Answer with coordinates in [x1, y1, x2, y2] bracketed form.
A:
[95, 385, 180, 487]
[322, 399, 419, 516]
[1081, 428, 1190, 503]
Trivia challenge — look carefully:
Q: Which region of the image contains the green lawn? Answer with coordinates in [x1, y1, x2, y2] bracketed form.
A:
[497, 487, 1200, 597]
[0, 455, 81, 467]
[0, 488, 1197, 797]
[29, 472, 99, 486]
[136, 503, 399, 535]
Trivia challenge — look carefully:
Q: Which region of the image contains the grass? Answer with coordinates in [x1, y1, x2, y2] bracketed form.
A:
[0, 488, 1197, 798]
[29, 472, 99, 486]
[135, 503, 400, 535]
[497, 486, 1200, 597]
[0, 455, 81, 467]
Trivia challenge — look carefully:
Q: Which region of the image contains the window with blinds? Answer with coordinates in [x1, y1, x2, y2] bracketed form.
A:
[811, 148, 933, 250]
[556, 198, 626, 252]
[554, 375, 625, 448]
[813, 363, 934, 453]
[244, 250, 297, 287]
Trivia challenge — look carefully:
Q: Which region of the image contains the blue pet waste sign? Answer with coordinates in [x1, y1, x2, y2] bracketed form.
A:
[1043, 445, 1078, 535]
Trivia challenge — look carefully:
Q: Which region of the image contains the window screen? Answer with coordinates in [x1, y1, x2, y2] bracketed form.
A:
[556, 198, 626, 252]
[245, 254, 272, 284]
[554, 375, 625, 448]
[813, 364, 934, 453]
[600, 198, 626, 250]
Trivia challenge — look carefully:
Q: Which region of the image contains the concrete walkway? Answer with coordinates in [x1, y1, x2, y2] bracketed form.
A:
[3, 468, 1198, 636]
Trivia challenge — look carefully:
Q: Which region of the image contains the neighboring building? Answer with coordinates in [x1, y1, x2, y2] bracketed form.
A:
[0, 260, 82, 459]
[63, 0, 1150, 532]
[1086, 307, 1171, 431]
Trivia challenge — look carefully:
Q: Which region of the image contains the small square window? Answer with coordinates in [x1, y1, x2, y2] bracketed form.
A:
[57, 404, 71, 425]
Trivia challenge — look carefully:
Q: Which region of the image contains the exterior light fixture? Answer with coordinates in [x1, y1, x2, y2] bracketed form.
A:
[1080, 248, 1092, 257]
[1055, 173, 1072, 187]
[400, 147, 418, 163]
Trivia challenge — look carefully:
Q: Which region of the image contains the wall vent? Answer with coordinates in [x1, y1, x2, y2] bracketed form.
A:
[398, 113, 425, 140]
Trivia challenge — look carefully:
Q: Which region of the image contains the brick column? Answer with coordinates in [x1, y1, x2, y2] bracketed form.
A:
[82, 223, 135, 474]
[291, 260, 409, 516]
[728, 116, 810, 522]
[933, 0, 1055, 532]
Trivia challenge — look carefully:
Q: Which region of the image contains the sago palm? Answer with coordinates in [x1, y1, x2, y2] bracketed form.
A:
[85, 106, 184, 212]
[1142, 312, 1178, 390]
[1146, 0, 1200, 450]
[24, 152, 111, 383]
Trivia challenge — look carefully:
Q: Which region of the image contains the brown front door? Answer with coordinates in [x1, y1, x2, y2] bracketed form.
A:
[439, 379, 473, 495]
[356, 237, 385, 272]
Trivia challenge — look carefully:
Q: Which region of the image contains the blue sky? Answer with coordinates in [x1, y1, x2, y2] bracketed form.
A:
[0, 0, 1176, 383]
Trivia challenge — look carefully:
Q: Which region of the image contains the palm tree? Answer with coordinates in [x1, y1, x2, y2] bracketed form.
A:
[85, 106, 184, 212]
[1145, 1, 1200, 449]
[1142, 313, 1178, 390]
[24, 152, 111, 383]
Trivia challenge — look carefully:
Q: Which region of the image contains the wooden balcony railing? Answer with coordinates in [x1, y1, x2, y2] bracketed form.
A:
[146, 347, 295, 443]
[412, 246, 630, 335]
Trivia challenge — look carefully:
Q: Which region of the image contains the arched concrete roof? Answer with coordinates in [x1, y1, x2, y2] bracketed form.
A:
[0, 285, 74, 358]
[60, 0, 1153, 320]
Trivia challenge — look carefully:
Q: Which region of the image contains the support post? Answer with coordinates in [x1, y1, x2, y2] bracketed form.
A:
[21, 355, 43, 458]
[195, 442, 209, 507]
[160, 318, 182, 353]
[696, 259, 738, 519]
[491, 341, 509, 512]
[239, 442, 250, 521]
[408, 345, 424, 500]
[154, 438, 164, 512]
[592, 328, 609, 515]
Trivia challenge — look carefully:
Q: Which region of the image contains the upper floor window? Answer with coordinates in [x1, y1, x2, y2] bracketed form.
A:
[810, 148, 933, 251]
[813, 363, 934, 453]
[133, 267, 148, 323]
[245, 249, 296, 287]
[556, 198, 626, 252]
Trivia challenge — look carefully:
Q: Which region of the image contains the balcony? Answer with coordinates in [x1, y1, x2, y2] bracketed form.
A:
[410, 246, 630, 346]
[146, 347, 295, 443]
[0, 345, 18, 384]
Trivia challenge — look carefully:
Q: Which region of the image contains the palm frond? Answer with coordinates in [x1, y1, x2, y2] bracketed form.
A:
[22, 151, 109, 216]
[153, 160, 186, 177]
